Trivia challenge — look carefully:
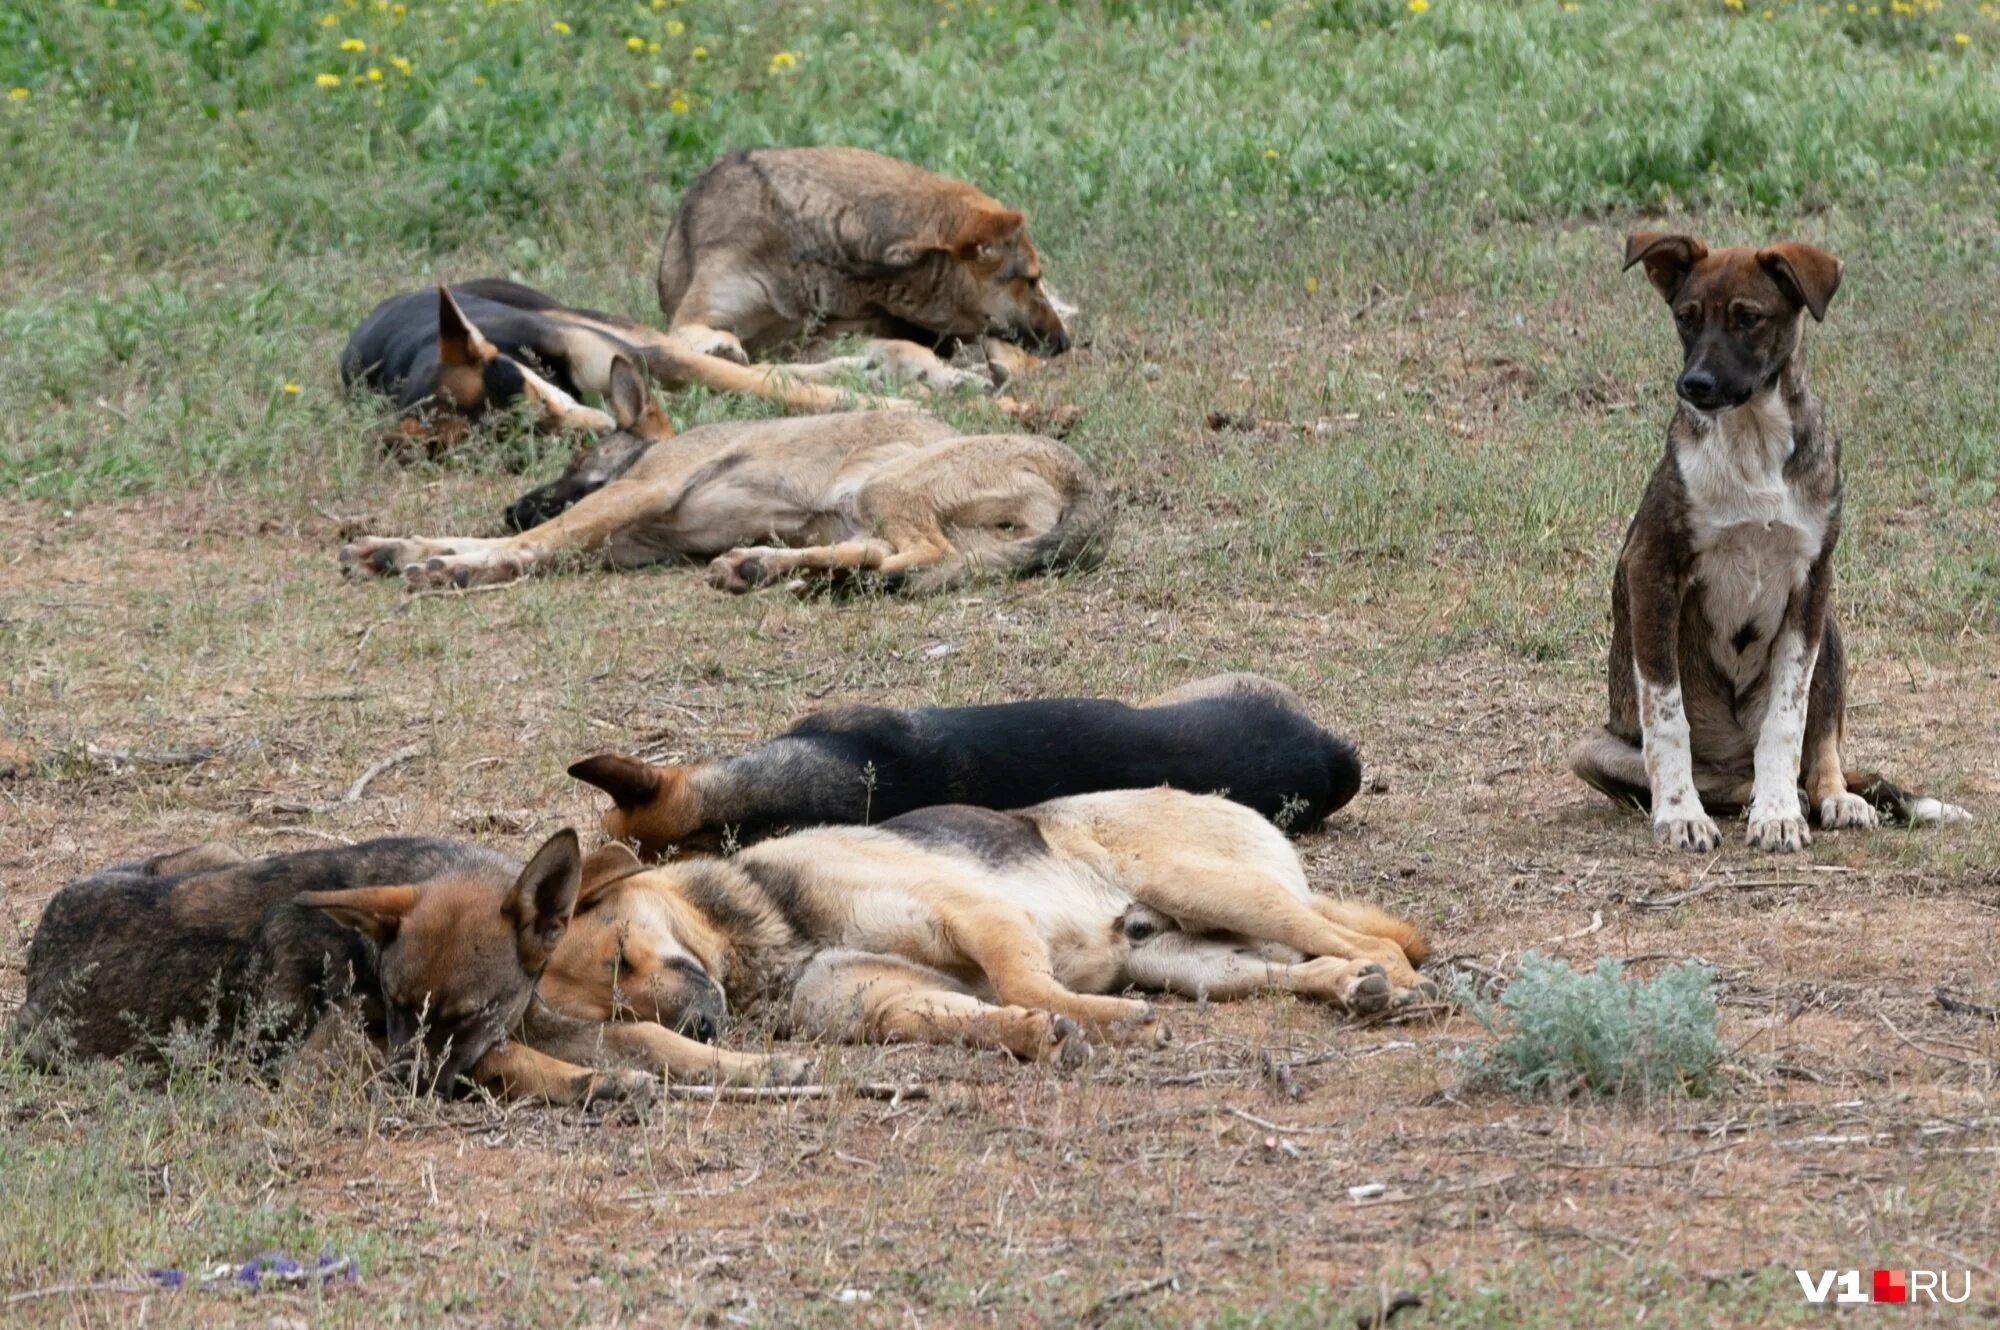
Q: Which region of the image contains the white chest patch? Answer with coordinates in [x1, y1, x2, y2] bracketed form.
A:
[1675, 393, 1827, 685]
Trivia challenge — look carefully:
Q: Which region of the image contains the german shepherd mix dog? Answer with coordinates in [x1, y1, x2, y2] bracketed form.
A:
[570, 673, 1361, 859]
[17, 832, 801, 1100]
[341, 281, 904, 452]
[1570, 234, 1969, 852]
[339, 356, 1105, 592]
[539, 789, 1433, 1066]
[657, 147, 1071, 377]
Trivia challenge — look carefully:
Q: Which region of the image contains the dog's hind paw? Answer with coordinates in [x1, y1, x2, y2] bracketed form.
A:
[1653, 813, 1722, 853]
[584, 1067, 661, 1110]
[1340, 963, 1395, 1016]
[1818, 792, 1879, 830]
[403, 551, 525, 592]
[1049, 1016, 1095, 1070]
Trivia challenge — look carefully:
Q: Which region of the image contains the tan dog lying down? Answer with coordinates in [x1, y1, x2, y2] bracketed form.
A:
[540, 789, 1434, 1065]
[340, 356, 1107, 593]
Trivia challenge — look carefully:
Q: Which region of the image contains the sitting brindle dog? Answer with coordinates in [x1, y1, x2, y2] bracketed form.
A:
[1570, 234, 1968, 851]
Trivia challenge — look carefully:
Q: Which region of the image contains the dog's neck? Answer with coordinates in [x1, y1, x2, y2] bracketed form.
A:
[1672, 357, 1814, 488]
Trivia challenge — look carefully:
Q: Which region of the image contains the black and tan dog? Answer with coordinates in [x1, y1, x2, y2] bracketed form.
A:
[539, 788, 1432, 1066]
[340, 355, 1105, 592]
[570, 673, 1361, 859]
[17, 832, 802, 1099]
[1570, 233, 1969, 852]
[341, 281, 904, 453]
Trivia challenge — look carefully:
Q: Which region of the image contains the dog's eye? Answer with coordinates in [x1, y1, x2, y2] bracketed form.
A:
[1730, 309, 1764, 331]
[1674, 306, 1699, 330]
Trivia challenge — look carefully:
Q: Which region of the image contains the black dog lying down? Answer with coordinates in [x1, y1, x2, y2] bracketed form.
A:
[570, 673, 1364, 858]
[17, 832, 798, 1099]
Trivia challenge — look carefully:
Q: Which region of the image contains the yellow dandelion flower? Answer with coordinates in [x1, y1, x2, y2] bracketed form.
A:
[1304, 276, 1319, 294]
[1257, 17, 1273, 29]
[1264, 147, 1279, 161]
[691, 44, 709, 59]
[339, 37, 366, 51]
[666, 18, 685, 35]
[647, 41, 660, 53]
[1723, 0, 1743, 9]
[670, 96, 690, 113]
[551, 20, 571, 34]
[1407, 0, 1428, 11]
[284, 383, 302, 395]
[7, 87, 29, 101]
[769, 50, 797, 70]
[366, 66, 382, 80]
[472, 73, 487, 85]
[392, 2, 406, 14]
[1955, 31, 1972, 43]
[627, 34, 645, 49]
[390, 55, 412, 75]
[314, 73, 342, 88]
[652, 0, 665, 6]
[320, 12, 338, 26]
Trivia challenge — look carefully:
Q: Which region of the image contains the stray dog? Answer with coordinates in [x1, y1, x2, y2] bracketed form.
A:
[340, 355, 1106, 592]
[657, 146, 1072, 377]
[570, 673, 1362, 859]
[1570, 233, 1969, 852]
[341, 281, 905, 450]
[538, 788, 1433, 1065]
[17, 832, 799, 1099]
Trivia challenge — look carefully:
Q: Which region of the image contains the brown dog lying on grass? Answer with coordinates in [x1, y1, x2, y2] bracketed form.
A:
[657, 146, 1073, 388]
[341, 356, 1106, 593]
[539, 789, 1434, 1067]
[17, 831, 805, 1101]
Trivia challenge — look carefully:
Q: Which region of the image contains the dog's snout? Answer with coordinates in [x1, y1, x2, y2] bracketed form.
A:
[1044, 329, 1072, 356]
[1677, 368, 1722, 410]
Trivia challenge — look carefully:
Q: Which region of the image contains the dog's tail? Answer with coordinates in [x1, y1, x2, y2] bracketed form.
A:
[1844, 770, 1973, 826]
[1318, 899, 1431, 968]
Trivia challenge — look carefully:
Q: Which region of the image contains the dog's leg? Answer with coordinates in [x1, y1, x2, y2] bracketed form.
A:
[705, 537, 900, 592]
[1799, 618, 1877, 831]
[517, 998, 812, 1086]
[384, 469, 688, 590]
[468, 1039, 658, 1106]
[1618, 550, 1719, 851]
[790, 950, 1092, 1064]
[937, 903, 1155, 1037]
[1121, 931, 1405, 1017]
[1137, 673, 1305, 711]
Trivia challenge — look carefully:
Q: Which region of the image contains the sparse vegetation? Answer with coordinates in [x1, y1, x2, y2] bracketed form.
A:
[1453, 952, 1723, 1098]
[3, 1, 1998, 1326]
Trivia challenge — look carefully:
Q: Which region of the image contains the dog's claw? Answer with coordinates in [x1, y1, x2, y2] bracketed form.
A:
[1746, 814, 1811, 854]
[1818, 792, 1878, 830]
[1653, 814, 1722, 853]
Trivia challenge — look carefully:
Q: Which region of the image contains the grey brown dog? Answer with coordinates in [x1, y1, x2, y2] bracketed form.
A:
[340, 356, 1106, 593]
[1569, 233, 1968, 852]
[18, 833, 803, 1099]
[657, 147, 1071, 370]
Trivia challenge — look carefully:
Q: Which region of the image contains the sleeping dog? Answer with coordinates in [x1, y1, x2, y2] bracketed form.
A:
[570, 673, 1362, 859]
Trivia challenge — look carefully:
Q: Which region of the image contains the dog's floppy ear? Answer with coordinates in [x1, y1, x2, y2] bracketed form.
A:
[300, 884, 421, 947]
[1757, 243, 1842, 322]
[577, 841, 649, 908]
[437, 286, 499, 368]
[507, 828, 582, 970]
[568, 753, 664, 809]
[1622, 233, 1709, 303]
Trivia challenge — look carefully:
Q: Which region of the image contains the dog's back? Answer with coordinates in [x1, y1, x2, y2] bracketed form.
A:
[18, 838, 493, 1065]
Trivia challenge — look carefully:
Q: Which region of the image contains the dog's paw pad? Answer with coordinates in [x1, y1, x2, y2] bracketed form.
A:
[1344, 964, 1394, 1015]
[1050, 1018, 1095, 1070]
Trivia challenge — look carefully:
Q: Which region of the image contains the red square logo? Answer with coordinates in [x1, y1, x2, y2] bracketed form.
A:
[1873, 1270, 1908, 1303]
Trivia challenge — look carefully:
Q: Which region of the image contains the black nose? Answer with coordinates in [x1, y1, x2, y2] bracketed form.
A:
[1045, 329, 1071, 356]
[1677, 369, 1721, 409]
[681, 1012, 718, 1043]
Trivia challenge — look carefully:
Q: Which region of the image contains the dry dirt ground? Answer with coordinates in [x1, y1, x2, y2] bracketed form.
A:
[3, 290, 1998, 1326]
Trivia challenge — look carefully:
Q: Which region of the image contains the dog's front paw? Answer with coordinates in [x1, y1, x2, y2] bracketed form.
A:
[584, 1067, 660, 1108]
[341, 536, 435, 578]
[1818, 791, 1879, 831]
[706, 549, 779, 594]
[1340, 962, 1395, 1016]
[1746, 804, 1811, 854]
[760, 1053, 815, 1086]
[1653, 813, 1722, 853]
[403, 551, 524, 592]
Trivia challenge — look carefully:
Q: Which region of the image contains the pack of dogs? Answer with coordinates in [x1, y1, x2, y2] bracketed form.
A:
[16, 147, 1971, 1104]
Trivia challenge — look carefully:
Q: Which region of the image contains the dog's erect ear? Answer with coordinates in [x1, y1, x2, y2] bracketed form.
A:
[577, 841, 649, 908]
[568, 753, 664, 810]
[1757, 243, 1842, 322]
[1622, 233, 1709, 303]
[300, 884, 421, 947]
[952, 207, 1027, 261]
[508, 828, 582, 970]
[437, 286, 499, 368]
[607, 356, 652, 432]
